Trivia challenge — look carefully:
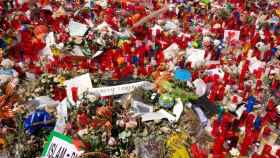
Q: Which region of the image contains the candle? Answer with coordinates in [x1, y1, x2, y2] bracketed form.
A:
[253, 116, 262, 130]
[71, 87, 78, 103]
[213, 135, 225, 155]
[191, 144, 205, 158]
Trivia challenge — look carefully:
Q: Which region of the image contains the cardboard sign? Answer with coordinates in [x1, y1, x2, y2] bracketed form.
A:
[88, 81, 153, 96]
[41, 131, 81, 158]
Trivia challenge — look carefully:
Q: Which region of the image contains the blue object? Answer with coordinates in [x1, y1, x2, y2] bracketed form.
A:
[246, 96, 256, 112]
[0, 39, 7, 49]
[132, 56, 139, 64]
[254, 116, 262, 130]
[272, 47, 277, 55]
[24, 110, 55, 134]
[174, 68, 192, 81]
[0, 68, 14, 76]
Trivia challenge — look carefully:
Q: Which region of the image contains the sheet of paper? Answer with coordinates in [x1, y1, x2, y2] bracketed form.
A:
[68, 20, 88, 37]
[42, 32, 56, 56]
[41, 131, 82, 158]
[88, 81, 153, 96]
[54, 99, 69, 133]
[248, 57, 265, 73]
[163, 43, 180, 60]
[224, 30, 240, 42]
[131, 100, 153, 117]
[29, 96, 59, 109]
[186, 48, 205, 68]
[65, 73, 93, 105]
[141, 109, 176, 122]
[206, 67, 225, 79]
[193, 79, 207, 97]
[173, 98, 183, 122]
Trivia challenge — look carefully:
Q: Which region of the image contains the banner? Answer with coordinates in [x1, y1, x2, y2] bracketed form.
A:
[41, 131, 82, 158]
[88, 81, 153, 96]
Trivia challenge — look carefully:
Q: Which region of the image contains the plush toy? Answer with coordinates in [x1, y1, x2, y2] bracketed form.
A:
[0, 59, 18, 86]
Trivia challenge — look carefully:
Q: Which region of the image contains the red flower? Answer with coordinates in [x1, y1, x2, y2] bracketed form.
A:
[77, 113, 90, 127]
[53, 87, 66, 101]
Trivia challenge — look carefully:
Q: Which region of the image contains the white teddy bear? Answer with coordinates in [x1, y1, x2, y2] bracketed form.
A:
[0, 59, 18, 86]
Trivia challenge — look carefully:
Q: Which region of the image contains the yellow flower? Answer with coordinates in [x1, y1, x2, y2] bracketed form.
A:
[117, 39, 128, 48]
[51, 47, 61, 56]
[171, 146, 190, 158]
[166, 133, 187, 149]
[57, 75, 65, 86]
[166, 133, 190, 158]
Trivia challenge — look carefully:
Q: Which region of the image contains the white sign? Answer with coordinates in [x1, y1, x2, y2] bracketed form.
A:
[65, 73, 93, 103]
[163, 43, 180, 60]
[69, 20, 88, 37]
[224, 30, 240, 42]
[88, 81, 153, 96]
[186, 48, 205, 68]
[41, 131, 82, 158]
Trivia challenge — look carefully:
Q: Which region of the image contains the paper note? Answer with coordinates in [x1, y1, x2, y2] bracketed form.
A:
[54, 99, 69, 133]
[68, 20, 88, 37]
[88, 81, 153, 96]
[41, 131, 82, 158]
[163, 43, 180, 60]
[65, 73, 92, 96]
[206, 68, 225, 79]
[174, 69, 192, 81]
[248, 57, 265, 73]
[224, 30, 240, 42]
[64, 73, 93, 105]
[131, 100, 153, 116]
[141, 109, 176, 122]
[186, 48, 205, 68]
[193, 79, 207, 97]
[29, 96, 59, 109]
[173, 98, 183, 122]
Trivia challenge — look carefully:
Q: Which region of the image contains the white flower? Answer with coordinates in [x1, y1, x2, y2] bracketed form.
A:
[77, 129, 88, 137]
[53, 77, 59, 83]
[229, 148, 240, 157]
[41, 79, 47, 83]
[87, 94, 97, 102]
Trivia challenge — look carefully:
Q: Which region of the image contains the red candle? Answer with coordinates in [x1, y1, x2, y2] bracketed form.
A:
[71, 87, 78, 103]
[261, 144, 272, 157]
[271, 79, 278, 90]
[191, 144, 205, 158]
[211, 119, 220, 137]
[212, 135, 225, 155]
